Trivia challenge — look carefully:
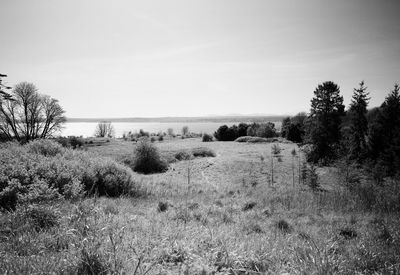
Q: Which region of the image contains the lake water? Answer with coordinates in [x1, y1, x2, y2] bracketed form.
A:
[60, 121, 282, 138]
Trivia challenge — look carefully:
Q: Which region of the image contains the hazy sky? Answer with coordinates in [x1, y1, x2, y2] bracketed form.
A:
[1, 0, 399, 118]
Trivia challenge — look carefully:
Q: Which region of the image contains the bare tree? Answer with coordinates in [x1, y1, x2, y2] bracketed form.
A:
[182, 126, 189, 136]
[167, 128, 174, 136]
[94, 121, 114, 138]
[0, 74, 13, 102]
[0, 82, 66, 142]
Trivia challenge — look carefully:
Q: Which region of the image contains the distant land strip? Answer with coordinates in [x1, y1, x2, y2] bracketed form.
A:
[66, 116, 287, 123]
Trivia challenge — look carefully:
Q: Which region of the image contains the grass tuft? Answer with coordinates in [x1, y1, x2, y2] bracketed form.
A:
[157, 201, 169, 212]
[275, 219, 292, 234]
[242, 201, 257, 211]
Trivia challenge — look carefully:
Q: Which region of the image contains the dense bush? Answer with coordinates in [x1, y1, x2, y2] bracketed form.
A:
[202, 133, 213, 142]
[174, 151, 192, 161]
[23, 205, 60, 231]
[0, 140, 137, 210]
[281, 113, 306, 143]
[255, 123, 276, 138]
[26, 139, 65, 156]
[132, 139, 168, 174]
[214, 125, 237, 141]
[214, 122, 276, 141]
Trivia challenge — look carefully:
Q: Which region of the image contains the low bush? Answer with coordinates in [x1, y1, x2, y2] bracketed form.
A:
[26, 139, 65, 156]
[202, 133, 213, 142]
[192, 147, 216, 157]
[235, 136, 279, 143]
[235, 136, 265, 143]
[85, 158, 134, 197]
[132, 139, 168, 174]
[157, 201, 169, 212]
[55, 136, 84, 149]
[174, 150, 192, 161]
[0, 180, 20, 211]
[24, 205, 60, 231]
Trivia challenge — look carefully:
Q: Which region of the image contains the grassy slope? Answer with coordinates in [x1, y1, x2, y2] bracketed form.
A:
[1, 138, 399, 274]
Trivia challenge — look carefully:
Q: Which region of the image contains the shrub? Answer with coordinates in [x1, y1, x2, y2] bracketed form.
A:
[235, 136, 257, 142]
[20, 181, 61, 204]
[339, 228, 357, 239]
[235, 136, 278, 143]
[26, 139, 65, 157]
[182, 126, 189, 137]
[167, 128, 174, 136]
[69, 136, 84, 148]
[157, 201, 169, 212]
[306, 164, 319, 191]
[0, 142, 138, 208]
[84, 158, 134, 197]
[192, 147, 216, 157]
[24, 205, 60, 231]
[256, 123, 276, 138]
[132, 139, 168, 174]
[271, 144, 282, 155]
[214, 125, 238, 141]
[158, 135, 164, 141]
[0, 180, 20, 211]
[202, 133, 213, 142]
[174, 150, 192, 161]
[139, 129, 149, 137]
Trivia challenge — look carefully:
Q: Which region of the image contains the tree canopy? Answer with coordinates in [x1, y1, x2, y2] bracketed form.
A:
[306, 81, 345, 162]
[0, 82, 66, 142]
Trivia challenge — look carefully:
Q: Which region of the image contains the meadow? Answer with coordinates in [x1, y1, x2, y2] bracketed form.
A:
[0, 137, 399, 274]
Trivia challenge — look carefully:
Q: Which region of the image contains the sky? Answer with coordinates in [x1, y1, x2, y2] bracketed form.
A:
[1, 0, 400, 118]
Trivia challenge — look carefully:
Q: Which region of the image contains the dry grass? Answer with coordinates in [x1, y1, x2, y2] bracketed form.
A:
[1, 138, 399, 274]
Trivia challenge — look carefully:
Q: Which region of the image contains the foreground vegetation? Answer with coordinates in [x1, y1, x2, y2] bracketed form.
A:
[1, 75, 399, 273]
[1, 138, 399, 274]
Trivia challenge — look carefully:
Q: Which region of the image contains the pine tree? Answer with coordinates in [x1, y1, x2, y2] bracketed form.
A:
[306, 81, 345, 162]
[281, 116, 291, 138]
[373, 84, 400, 175]
[348, 81, 370, 161]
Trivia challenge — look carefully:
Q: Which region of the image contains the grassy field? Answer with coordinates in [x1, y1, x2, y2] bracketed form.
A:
[1, 138, 399, 274]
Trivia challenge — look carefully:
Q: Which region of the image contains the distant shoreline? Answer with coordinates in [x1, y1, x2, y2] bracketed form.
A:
[66, 115, 286, 123]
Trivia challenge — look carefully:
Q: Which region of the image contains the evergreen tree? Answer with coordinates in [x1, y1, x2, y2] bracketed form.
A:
[370, 84, 400, 175]
[281, 116, 291, 138]
[306, 81, 345, 162]
[348, 81, 370, 160]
